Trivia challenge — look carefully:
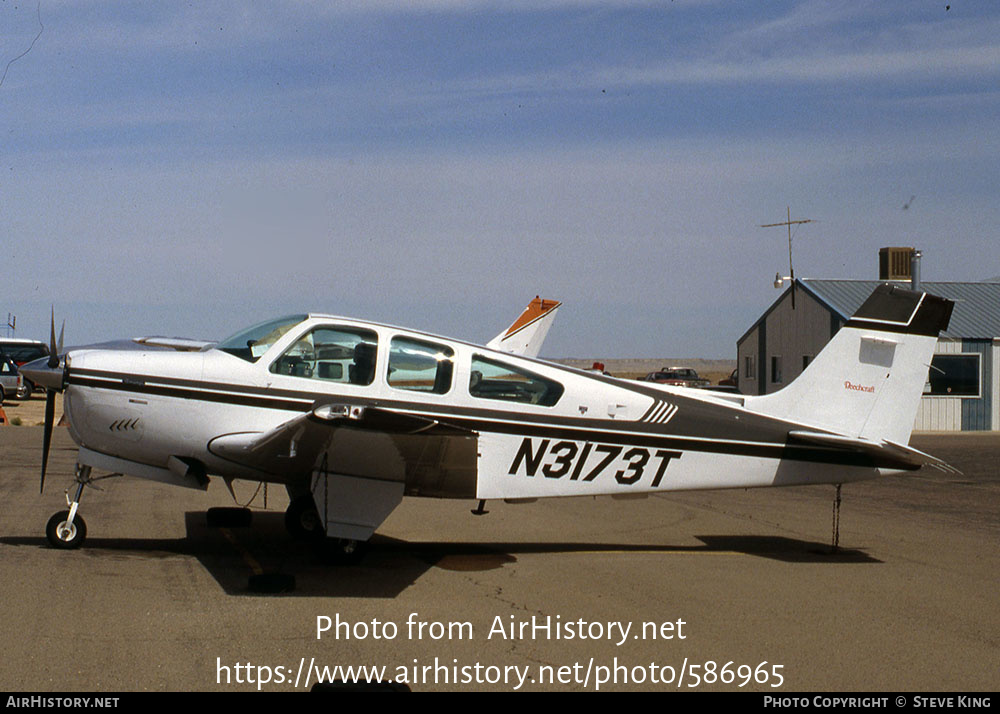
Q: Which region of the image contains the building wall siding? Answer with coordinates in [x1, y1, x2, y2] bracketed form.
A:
[914, 340, 963, 431]
[736, 325, 761, 396]
[762, 289, 832, 394]
[961, 339, 992, 430]
[993, 339, 1000, 432]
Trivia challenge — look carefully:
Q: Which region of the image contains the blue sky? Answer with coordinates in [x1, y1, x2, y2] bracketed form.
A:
[2, 1, 998, 358]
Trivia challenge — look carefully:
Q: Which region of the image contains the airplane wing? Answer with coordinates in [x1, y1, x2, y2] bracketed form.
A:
[487, 296, 561, 358]
[787, 430, 961, 474]
[207, 404, 478, 541]
[132, 337, 216, 351]
[209, 402, 473, 474]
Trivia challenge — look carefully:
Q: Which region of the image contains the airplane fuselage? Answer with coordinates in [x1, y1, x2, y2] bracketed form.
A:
[60, 313, 891, 506]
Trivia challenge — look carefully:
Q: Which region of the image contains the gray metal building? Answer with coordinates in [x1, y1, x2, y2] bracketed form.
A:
[737, 277, 1000, 432]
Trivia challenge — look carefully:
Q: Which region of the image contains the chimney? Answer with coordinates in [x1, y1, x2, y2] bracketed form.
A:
[910, 249, 922, 292]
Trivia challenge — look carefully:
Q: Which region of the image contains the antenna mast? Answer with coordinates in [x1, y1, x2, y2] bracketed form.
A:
[761, 206, 814, 308]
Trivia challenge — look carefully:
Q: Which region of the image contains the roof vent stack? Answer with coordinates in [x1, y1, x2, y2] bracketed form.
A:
[879, 247, 915, 282]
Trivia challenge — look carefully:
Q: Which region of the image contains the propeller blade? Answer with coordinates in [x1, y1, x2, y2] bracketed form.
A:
[47, 307, 60, 369]
[40, 389, 56, 494]
[40, 307, 66, 493]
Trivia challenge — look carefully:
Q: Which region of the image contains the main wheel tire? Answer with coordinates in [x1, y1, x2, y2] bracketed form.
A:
[46, 510, 87, 549]
[285, 496, 324, 541]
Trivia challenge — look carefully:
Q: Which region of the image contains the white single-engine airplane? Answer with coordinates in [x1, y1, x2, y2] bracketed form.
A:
[22, 285, 953, 562]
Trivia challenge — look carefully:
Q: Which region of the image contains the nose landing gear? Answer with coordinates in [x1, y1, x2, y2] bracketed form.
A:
[45, 464, 118, 550]
[46, 509, 87, 549]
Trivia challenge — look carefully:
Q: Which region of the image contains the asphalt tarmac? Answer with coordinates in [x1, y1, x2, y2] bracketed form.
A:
[0, 427, 996, 692]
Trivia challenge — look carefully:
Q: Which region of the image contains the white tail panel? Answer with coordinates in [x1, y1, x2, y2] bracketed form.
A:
[747, 285, 953, 445]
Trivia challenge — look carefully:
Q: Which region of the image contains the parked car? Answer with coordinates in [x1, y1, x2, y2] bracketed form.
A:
[638, 367, 710, 388]
[0, 338, 50, 397]
[0, 356, 24, 404]
[719, 368, 738, 387]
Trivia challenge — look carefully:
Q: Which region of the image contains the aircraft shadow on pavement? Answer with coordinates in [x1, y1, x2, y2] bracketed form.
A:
[0, 517, 879, 601]
[695, 535, 881, 563]
[186, 515, 882, 597]
[182, 512, 435, 599]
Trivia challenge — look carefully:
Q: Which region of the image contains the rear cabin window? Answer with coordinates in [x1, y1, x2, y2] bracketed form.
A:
[387, 337, 454, 394]
[270, 327, 378, 386]
[469, 354, 563, 407]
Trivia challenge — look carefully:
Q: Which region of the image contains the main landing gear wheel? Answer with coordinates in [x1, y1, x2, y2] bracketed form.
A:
[285, 495, 324, 541]
[46, 510, 87, 549]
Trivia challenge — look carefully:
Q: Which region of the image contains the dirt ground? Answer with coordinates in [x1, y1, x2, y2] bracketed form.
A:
[1, 391, 64, 426]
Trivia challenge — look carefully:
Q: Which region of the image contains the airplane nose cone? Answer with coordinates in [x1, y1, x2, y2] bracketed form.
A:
[21, 356, 66, 391]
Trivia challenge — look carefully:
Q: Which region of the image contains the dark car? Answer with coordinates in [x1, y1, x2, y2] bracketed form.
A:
[638, 367, 710, 388]
[719, 368, 738, 387]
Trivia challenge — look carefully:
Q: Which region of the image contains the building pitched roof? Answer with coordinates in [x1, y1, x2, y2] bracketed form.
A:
[800, 280, 1000, 339]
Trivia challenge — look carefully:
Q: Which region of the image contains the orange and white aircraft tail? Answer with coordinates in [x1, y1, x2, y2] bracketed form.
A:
[487, 296, 561, 358]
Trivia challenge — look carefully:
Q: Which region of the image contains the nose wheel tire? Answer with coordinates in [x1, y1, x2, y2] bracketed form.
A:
[46, 510, 87, 549]
[285, 496, 325, 541]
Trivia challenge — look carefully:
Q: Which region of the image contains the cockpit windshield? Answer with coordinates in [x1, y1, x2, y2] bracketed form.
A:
[214, 314, 308, 362]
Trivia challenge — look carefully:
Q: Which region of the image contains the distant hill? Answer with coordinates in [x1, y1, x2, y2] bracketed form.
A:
[553, 358, 736, 381]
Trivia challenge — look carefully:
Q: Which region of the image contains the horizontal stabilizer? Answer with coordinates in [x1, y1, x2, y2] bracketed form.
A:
[788, 430, 960, 473]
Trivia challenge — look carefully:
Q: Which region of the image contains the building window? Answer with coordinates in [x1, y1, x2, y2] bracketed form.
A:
[744, 356, 755, 379]
[770, 356, 783, 384]
[924, 354, 980, 397]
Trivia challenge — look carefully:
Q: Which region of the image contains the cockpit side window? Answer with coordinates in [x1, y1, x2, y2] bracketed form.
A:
[269, 327, 379, 386]
[387, 336, 454, 394]
[469, 354, 563, 407]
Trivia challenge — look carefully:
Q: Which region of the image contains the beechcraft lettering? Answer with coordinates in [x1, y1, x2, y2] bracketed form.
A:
[508, 437, 682, 487]
[21, 285, 956, 563]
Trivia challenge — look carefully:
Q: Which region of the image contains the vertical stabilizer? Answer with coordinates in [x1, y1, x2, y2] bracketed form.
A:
[487, 296, 561, 358]
[748, 285, 953, 445]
